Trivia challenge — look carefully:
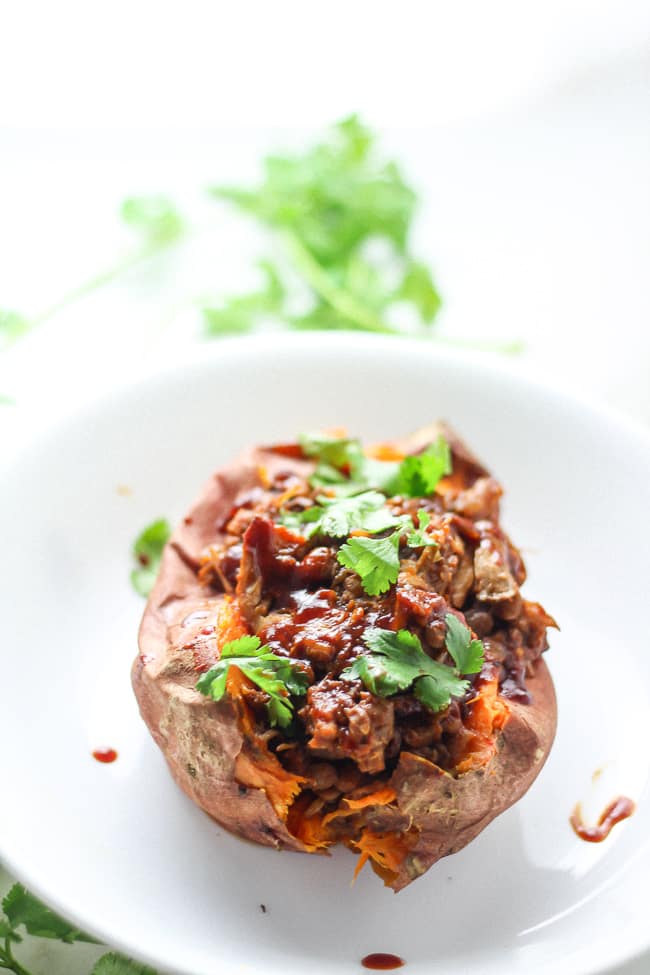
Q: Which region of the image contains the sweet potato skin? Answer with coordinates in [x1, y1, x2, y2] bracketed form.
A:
[133, 450, 314, 852]
[386, 660, 555, 889]
[132, 433, 557, 887]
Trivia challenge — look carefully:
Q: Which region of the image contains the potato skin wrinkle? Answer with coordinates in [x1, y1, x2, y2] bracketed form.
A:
[133, 424, 557, 889]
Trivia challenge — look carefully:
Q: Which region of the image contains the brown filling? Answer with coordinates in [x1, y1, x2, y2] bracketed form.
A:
[194, 438, 556, 879]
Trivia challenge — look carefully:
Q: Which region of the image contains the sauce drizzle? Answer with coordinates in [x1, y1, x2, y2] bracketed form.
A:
[570, 796, 635, 843]
[361, 954, 405, 970]
[92, 748, 118, 764]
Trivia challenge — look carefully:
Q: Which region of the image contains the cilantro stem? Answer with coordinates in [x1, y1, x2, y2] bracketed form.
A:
[279, 229, 396, 335]
[29, 237, 184, 332]
[0, 937, 33, 975]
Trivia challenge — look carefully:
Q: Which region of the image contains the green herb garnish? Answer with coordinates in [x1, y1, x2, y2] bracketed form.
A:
[343, 618, 484, 712]
[1, 884, 96, 945]
[0, 196, 185, 359]
[130, 518, 171, 597]
[0, 309, 30, 351]
[443, 612, 485, 675]
[337, 533, 402, 597]
[196, 636, 309, 728]
[299, 432, 400, 495]
[90, 953, 158, 975]
[281, 490, 404, 539]
[206, 115, 441, 338]
[405, 510, 438, 548]
[120, 195, 184, 248]
[396, 436, 451, 497]
[298, 430, 450, 499]
[0, 882, 153, 975]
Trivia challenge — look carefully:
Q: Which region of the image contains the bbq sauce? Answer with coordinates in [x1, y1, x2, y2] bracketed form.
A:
[92, 748, 118, 764]
[361, 954, 405, 970]
[570, 796, 635, 843]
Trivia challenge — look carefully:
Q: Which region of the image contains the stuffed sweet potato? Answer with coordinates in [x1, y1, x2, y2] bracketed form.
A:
[133, 424, 557, 890]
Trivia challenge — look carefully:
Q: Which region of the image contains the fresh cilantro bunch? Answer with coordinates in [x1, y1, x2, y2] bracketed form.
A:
[343, 615, 484, 713]
[205, 115, 441, 337]
[196, 636, 310, 728]
[0, 883, 156, 975]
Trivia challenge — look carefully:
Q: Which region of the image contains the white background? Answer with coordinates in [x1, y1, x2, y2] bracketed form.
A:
[0, 2, 649, 973]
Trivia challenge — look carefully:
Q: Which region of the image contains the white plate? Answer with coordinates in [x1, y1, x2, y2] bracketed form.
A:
[1, 333, 649, 975]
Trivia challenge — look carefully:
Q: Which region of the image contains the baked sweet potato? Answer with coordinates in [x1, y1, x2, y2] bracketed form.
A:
[133, 424, 557, 890]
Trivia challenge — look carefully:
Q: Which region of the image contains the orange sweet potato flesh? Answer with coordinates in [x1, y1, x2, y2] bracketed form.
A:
[132, 426, 557, 888]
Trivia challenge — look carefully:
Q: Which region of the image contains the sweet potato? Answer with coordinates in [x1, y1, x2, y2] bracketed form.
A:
[132, 426, 557, 889]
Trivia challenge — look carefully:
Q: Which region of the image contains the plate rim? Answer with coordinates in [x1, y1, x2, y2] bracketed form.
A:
[1, 331, 649, 975]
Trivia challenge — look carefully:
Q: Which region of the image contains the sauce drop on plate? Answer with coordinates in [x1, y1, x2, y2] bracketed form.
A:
[361, 953, 405, 970]
[570, 796, 635, 842]
[92, 748, 118, 764]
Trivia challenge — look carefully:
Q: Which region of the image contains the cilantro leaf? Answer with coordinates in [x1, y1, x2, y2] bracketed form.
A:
[131, 518, 171, 597]
[298, 431, 401, 496]
[343, 627, 470, 713]
[120, 196, 184, 247]
[444, 613, 484, 675]
[337, 532, 401, 596]
[91, 952, 159, 975]
[316, 491, 400, 537]
[299, 432, 363, 471]
[353, 627, 426, 694]
[281, 490, 402, 540]
[0, 308, 30, 350]
[406, 509, 438, 548]
[279, 505, 324, 536]
[220, 635, 264, 657]
[203, 260, 284, 336]
[413, 673, 463, 712]
[394, 261, 442, 323]
[196, 636, 309, 728]
[397, 436, 451, 497]
[1, 884, 96, 943]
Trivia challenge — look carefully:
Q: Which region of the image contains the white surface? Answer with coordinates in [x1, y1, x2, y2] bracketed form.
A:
[0, 334, 649, 975]
[1, 52, 649, 432]
[1, 1, 650, 128]
[1, 8, 649, 970]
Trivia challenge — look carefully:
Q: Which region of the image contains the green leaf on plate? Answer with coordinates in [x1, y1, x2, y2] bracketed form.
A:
[91, 952, 159, 975]
[130, 518, 171, 597]
[1, 884, 97, 943]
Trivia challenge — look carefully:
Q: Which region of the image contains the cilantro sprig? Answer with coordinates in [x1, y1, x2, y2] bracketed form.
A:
[343, 615, 484, 713]
[299, 431, 451, 499]
[335, 510, 437, 596]
[406, 509, 439, 549]
[397, 437, 451, 497]
[281, 490, 404, 539]
[286, 432, 450, 596]
[130, 519, 171, 598]
[196, 636, 310, 728]
[299, 432, 401, 495]
[207, 115, 441, 338]
[338, 533, 402, 597]
[0, 883, 157, 975]
[444, 612, 485, 675]
[1, 196, 185, 357]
